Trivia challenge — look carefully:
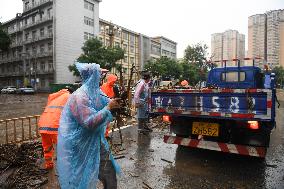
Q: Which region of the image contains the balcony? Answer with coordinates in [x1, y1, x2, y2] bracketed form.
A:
[10, 41, 23, 48]
[23, 0, 53, 13]
[23, 34, 53, 45]
[8, 27, 23, 35]
[0, 56, 23, 64]
[22, 16, 53, 30]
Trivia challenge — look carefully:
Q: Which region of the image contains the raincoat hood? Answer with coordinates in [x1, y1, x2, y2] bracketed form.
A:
[75, 62, 101, 89]
[106, 74, 117, 86]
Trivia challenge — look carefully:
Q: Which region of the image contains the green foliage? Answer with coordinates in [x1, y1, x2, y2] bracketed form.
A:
[184, 43, 207, 64]
[68, 38, 124, 76]
[144, 57, 182, 80]
[182, 43, 210, 85]
[144, 43, 210, 85]
[0, 22, 11, 51]
[272, 66, 284, 88]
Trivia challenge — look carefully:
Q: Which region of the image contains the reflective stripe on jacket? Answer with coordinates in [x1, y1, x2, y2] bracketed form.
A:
[38, 89, 70, 134]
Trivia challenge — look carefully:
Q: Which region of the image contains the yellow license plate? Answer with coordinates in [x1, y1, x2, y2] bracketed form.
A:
[192, 122, 219, 137]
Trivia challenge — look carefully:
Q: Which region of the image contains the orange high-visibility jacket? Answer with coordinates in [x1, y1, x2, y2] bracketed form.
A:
[38, 89, 70, 134]
[101, 74, 118, 98]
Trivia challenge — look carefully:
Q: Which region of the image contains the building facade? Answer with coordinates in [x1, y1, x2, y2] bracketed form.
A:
[98, 19, 140, 86]
[248, 9, 284, 68]
[0, 0, 177, 90]
[211, 30, 245, 66]
[248, 14, 267, 67]
[0, 0, 101, 90]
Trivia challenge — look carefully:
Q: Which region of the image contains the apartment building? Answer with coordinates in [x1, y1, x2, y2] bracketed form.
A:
[0, 0, 101, 91]
[248, 14, 267, 67]
[211, 30, 245, 66]
[98, 19, 140, 86]
[138, 35, 177, 70]
[248, 9, 284, 68]
[267, 10, 284, 68]
[98, 21, 177, 85]
[0, 0, 177, 90]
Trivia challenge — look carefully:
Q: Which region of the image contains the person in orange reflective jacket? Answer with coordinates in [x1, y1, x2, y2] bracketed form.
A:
[101, 74, 118, 98]
[101, 74, 118, 138]
[38, 89, 71, 169]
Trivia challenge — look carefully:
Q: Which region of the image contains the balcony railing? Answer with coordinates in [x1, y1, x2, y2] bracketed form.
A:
[23, 34, 53, 45]
[22, 16, 53, 30]
[23, 0, 53, 13]
[10, 41, 23, 48]
[0, 56, 23, 64]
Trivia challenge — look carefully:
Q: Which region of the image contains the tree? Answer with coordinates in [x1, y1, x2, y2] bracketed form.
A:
[181, 43, 211, 85]
[144, 56, 182, 80]
[0, 22, 11, 51]
[272, 66, 284, 88]
[69, 38, 124, 76]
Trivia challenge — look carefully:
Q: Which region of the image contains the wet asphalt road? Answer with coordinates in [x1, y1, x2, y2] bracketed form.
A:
[110, 106, 284, 189]
[0, 93, 283, 189]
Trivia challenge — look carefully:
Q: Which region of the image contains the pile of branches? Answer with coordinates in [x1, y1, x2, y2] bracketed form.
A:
[0, 141, 48, 189]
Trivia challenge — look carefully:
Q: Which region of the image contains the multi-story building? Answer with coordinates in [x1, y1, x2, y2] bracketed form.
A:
[0, 0, 177, 90]
[267, 10, 284, 68]
[0, 0, 101, 91]
[98, 21, 177, 85]
[211, 30, 245, 66]
[138, 35, 177, 69]
[98, 19, 140, 86]
[248, 9, 284, 68]
[248, 14, 267, 67]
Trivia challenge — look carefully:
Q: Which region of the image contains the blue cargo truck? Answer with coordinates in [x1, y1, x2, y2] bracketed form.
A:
[149, 59, 276, 158]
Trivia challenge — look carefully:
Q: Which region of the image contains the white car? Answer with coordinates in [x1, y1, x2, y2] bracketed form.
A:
[1, 86, 17, 94]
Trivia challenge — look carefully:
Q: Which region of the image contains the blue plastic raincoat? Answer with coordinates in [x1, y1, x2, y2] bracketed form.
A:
[57, 63, 120, 189]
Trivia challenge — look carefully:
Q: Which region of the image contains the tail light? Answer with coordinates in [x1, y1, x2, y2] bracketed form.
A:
[248, 121, 259, 130]
[162, 115, 171, 122]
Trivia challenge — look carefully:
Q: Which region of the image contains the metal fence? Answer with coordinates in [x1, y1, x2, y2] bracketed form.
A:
[0, 115, 41, 144]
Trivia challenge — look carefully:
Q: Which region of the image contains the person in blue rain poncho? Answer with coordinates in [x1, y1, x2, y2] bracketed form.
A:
[57, 63, 121, 189]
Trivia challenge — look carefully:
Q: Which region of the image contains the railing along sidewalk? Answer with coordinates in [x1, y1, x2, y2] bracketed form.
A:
[0, 115, 41, 144]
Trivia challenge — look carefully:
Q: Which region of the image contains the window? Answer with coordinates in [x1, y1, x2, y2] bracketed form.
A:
[40, 44, 45, 53]
[32, 30, 37, 39]
[48, 60, 53, 70]
[123, 44, 127, 51]
[130, 45, 134, 53]
[84, 32, 88, 40]
[47, 25, 52, 34]
[84, 32, 94, 40]
[130, 57, 134, 64]
[40, 28, 44, 37]
[48, 42, 52, 51]
[32, 46, 37, 55]
[40, 62, 45, 71]
[25, 32, 29, 40]
[47, 8, 52, 18]
[84, 1, 94, 11]
[123, 32, 128, 40]
[84, 16, 94, 26]
[32, 15, 36, 23]
[25, 2, 29, 10]
[124, 56, 128, 63]
[115, 42, 120, 47]
[221, 72, 246, 82]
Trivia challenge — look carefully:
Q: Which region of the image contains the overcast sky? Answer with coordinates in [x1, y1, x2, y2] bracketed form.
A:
[0, 0, 283, 58]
